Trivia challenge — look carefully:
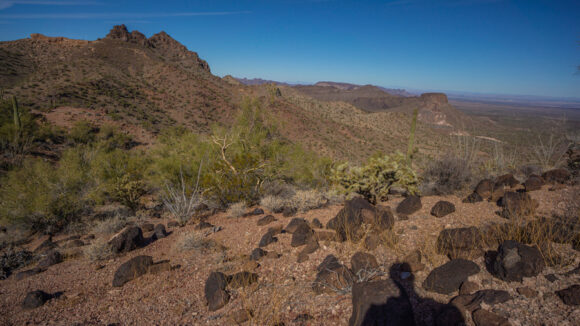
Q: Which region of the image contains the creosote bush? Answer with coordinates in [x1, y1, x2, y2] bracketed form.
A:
[331, 152, 419, 204]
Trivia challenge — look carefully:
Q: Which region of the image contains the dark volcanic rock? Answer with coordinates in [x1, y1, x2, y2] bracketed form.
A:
[327, 197, 394, 242]
[22, 290, 53, 309]
[436, 227, 483, 259]
[430, 201, 456, 218]
[463, 192, 483, 203]
[194, 221, 214, 230]
[396, 195, 422, 215]
[350, 252, 379, 277]
[523, 175, 544, 192]
[109, 226, 143, 253]
[257, 215, 277, 226]
[258, 230, 278, 247]
[250, 248, 267, 261]
[112, 255, 153, 287]
[37, 250, 62, 269]
[248, 208, 265, 216]
[349, 279, 415, 326]
[472, 309, 511, 326]
[15, 267, 43, 281]
[153, 224, 167, 239]
[495, 174, 520, 188]
[556, 284, 580, 306]
[491, 241, 544, 282]
[205, 271, 230, 311]
[291, 223, 314, 247]
[285, 218, 309, 234]
[311, 218, 323, 229]
[474, 179, 494, 199]
[423, 259, 480, 294]
[313, 255, 354, 294]
[542, 168, 571, 184]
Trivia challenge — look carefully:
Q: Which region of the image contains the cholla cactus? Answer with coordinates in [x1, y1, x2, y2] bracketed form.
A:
[331, 152, 419, 204]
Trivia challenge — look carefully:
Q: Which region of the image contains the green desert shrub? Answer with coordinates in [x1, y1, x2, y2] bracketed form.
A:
[150, 98, 332, 207]
[68, 120, 98, 144]
[0, 155, 91, 231]
[89, 147, 149, 211]
[331, 152, 419, 204]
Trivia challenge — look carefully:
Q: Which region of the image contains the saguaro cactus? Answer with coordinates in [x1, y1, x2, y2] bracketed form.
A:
[407, 108, 418, 164]
[12, 95, 21, 133]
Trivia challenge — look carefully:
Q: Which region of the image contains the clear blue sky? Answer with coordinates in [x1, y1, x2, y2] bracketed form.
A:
[0, 0, 578, 98]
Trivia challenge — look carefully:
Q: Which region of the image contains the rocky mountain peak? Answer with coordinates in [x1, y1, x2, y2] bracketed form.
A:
[106, 24, 131, 41]
[103, 25, 210, 73]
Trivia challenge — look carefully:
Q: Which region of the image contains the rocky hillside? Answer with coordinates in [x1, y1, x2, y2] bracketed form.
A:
[0, 25, 236, 135]
[294, 82, 467, 128]
[1, 171, 578, 325]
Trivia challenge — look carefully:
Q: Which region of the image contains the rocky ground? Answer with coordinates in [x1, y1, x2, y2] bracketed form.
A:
[1, 171, 579, 326]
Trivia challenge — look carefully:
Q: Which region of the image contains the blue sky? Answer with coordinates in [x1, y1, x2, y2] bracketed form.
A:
[0, 0, 578, 98]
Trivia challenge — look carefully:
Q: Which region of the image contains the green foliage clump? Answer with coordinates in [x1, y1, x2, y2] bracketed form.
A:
[331, 152, 419, 204]
[68, 120, 98, 144]
[0, 125, 148, 231]
[0, 154, 91, 232]
[150, 98, 332, 207]
[88, 147, 148, 211]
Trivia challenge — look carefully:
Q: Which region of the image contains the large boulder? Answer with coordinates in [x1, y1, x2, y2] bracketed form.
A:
[350, 252, 379, 278]
[436, 227, 483, 259]
[490, 241, 545, 282]
[313, 255, 354, 294]
[327, 198, 394, 242]
[285, 218, 309, 234]
[109, 226, 144, 253]
[523, 175, 544, 192]
[349, 279, 415, 326]
[430, 201, 456, 218]
[495, 174, 520, 188]
[205, 271, 230, 311]
[542, 168, 571, 184]
[112, 255, 153, 287]
[423, 259, 480, 294]
[291, 223, 315, 247]
[396, 195, 422, 215]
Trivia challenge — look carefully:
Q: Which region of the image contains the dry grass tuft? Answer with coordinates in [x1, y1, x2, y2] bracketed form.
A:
[91, 215, 127, 235]
[174, 231, 222, 253]
[227, 202, 247, 218]
[84, 238, 115, 261]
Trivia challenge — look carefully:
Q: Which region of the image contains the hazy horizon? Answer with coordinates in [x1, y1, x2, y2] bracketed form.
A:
[0, 0, 578, 98]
